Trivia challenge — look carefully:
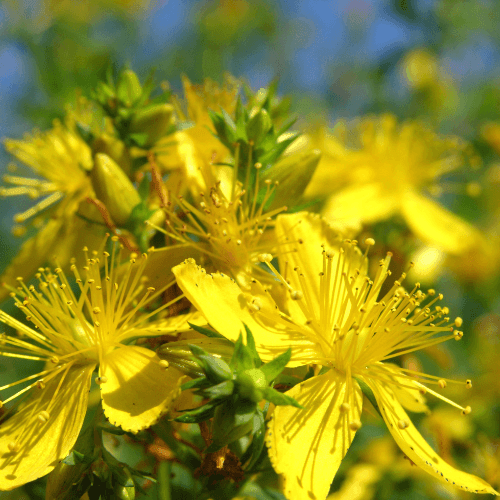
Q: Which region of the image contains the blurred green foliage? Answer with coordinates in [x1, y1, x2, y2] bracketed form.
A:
[1, 1, 500, 499]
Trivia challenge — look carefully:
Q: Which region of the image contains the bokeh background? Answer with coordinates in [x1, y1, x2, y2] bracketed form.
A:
[1, 1, 500, 499]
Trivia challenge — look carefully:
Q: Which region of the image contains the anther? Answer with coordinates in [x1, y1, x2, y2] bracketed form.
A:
[365, 237, 375, 246]
[37, 410, 50, 423]
[462, 406, 472, 415]
[454, 330, 463, 341]
[291, 290, 303, 300]
[249, 298, 262, 312]
[466, 379, 472, 389]
[50, 356, 59, 364]
[159, 360, 169, 369]
[93, 307, 101, 315]
[95, 376, 108, 385]
[438, 379, 447, 389]
[7, 442, 20, 453]
[36, 379, 45, 389]
[454, 317, 463, 328]
[258, 253, 273, 263]
[349, 420, 362, 431]
[398, 419, 410, 429]
[340, 403, 351, 412]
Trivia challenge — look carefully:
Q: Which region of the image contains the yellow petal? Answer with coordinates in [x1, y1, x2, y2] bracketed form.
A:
[155, 131, 209, 195]
[401, 190, 482, 255]
[0, 219, 62, 302]
[134, 311, 206, 339]
[173, 259, 316, 365]
[0, 204, 104, 303]
[322, 183, 398, 224]
[383, 364, 429, 413]
[0, 364, 94, 490]
[266, 371, 363, 500]
[370, 381, 499, 495]
[275, 212, 367, 336]
[100, 346, 183, 433]
[326, 464, 381, 500]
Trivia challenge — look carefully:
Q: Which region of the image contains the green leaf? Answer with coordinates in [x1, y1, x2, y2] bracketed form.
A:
[209, 397, 257, 450]
[241, 410, 266, 470]
[243, 324, 262, 367]
[198, 380, 235, 400]
[180, 376, 210, 391]
[174, 401, 221, 424]
[260, 348, 291, 383]
[276, 116, 298, 137]
[137, 172, 150, 201]
[188, 322, 227, 340]
[62, 450, 93, 466]
[127, 133, 149, 147]
[263, 387, 303, 409]
[230, 333, 254, 371]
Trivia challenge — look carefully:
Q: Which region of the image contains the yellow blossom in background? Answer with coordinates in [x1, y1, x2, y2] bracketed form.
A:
[154, 74, 240, 196]
[326, 464, 381, 500]
[305, 115, 483, 255]
[402, 49, 439, 90]
[0, 238, 192, 490]
[0, 113, 105, 302]
[150, 170, 287, 288]
[172, 212, 498, 500]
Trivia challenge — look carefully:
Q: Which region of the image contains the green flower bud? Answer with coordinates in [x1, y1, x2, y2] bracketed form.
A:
[246, 108, 272, 145]
[236, 368, 267, 403]
[91, 153, 141, 225]
[157, 343, 205, 379]
[190, 344, 234, 384]
[210, 398, 257, 450]
[129, 103, 174, 147]
[92, 134, 132, 175]
[266, 149, 321, 209]
[117, 69, 143, 107]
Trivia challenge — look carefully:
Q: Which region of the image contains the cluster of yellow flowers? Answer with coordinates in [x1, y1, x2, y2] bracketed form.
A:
[0, 70, 497, 499]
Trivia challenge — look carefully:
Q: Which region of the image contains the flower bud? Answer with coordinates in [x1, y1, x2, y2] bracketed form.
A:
[117, 69, 143, 107]
[157, 343, 205, 379]
[236, 368, 267, 403]
[128, 104, 175, 147]
[246, 108, 272, 144]
[266, 149, 321, 209]
[92, 134, 132, 175]
[211, 399, 256, 449]
[91, 153, 141, 225]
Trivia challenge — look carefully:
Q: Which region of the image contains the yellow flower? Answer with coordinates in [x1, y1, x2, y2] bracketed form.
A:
[154, 74, 240, 195]
[150, 175, 286, 287]
[172, 212, 498, 500]
[306, 115, 482, 255]
[0, 115, 104, 301]
[0, 238, 188, 490]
